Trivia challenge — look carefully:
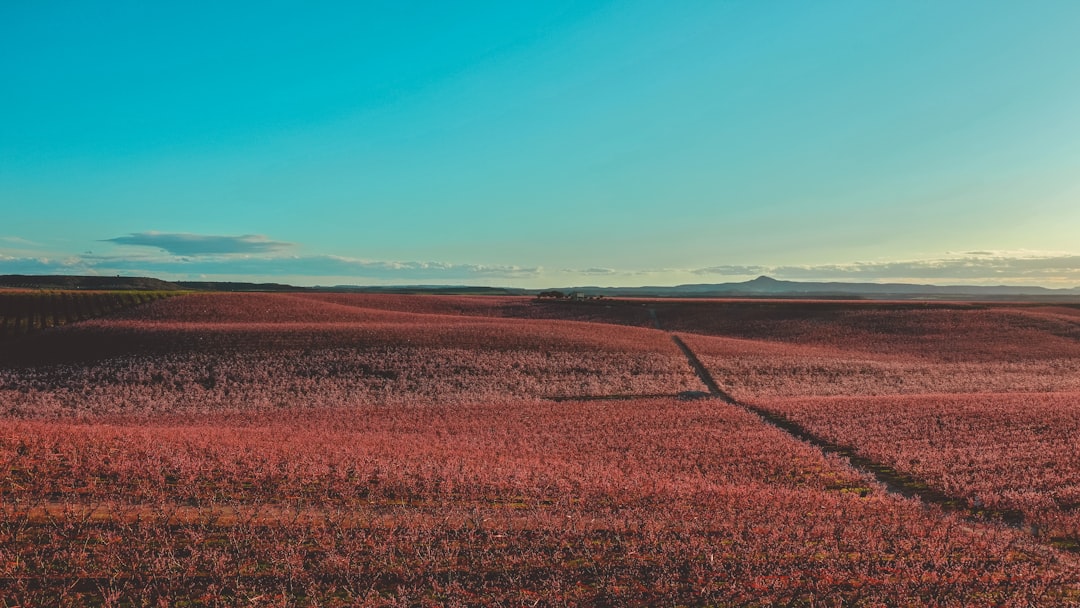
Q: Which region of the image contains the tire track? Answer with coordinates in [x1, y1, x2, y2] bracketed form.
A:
[652, 310, 1075, 553]
[669, 335, 734, 399]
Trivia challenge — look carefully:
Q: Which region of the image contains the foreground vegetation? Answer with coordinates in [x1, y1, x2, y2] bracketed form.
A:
[2, 293, 1079, 605]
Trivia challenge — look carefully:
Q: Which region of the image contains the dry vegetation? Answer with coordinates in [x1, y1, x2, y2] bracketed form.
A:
[753, 392, 1080, 549]
[2, 293, 1080, 605]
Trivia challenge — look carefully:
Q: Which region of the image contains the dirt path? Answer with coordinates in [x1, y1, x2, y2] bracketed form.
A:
[650, 309, 1077, 555]
[669, 335, 733, 399]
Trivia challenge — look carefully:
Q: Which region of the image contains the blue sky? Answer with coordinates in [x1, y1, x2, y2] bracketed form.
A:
[3, 1, 1080, 287]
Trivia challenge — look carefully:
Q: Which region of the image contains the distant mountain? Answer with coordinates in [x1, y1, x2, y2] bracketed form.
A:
[555, 276, 1080, 299]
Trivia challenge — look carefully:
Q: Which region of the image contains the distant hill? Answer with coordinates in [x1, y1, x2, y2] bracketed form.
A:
[174, 281, 309, 292]
[0, 274, 181, 291]
[4, 274, 1078, 299]
[0, 276, 527, 295]
[556, 276, 1080, 300]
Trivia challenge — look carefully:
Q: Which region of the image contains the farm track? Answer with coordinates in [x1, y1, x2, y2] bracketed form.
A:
[670, 335, 734, 400]
[647, 309, 1080, 556]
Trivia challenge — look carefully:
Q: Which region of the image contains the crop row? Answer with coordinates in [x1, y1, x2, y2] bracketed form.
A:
[1, 399, 1075, 606]
[753, 392, 1080, 547]
[679, 333, 1080, 398]
[0, 290, 177, 339]
[106, 292, 547, 325]
[0, 344, 699, 417]
[5, 293, 1080, 604]
[648, 300, 1080, 362]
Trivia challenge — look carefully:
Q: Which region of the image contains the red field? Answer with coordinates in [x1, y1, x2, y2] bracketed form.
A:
[753, 392, 1080, 548]
[0, 290, 177, 338]
[2, 293, 1080, 605]
[679, 332, 1080, 398]
[648, 299, 1080, 361]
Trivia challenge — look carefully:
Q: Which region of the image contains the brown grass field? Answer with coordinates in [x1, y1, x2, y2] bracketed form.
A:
[2, 292, 1080, 606]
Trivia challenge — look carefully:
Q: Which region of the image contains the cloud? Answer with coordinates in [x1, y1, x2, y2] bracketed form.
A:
[0, 255, 87, 274]
[104, 232, 294, 255]
[691, 265, 768, 276]
[4, 247, 1080, 287]
[565, 267, 617, 275]
[1, 252, 541, 282]
[0, 236, 49, 257]
[4, 227, 542, 282]
[684, 252, 1080, 285]
[0, 236, 40, 246]
[765, 253, 1080, 282]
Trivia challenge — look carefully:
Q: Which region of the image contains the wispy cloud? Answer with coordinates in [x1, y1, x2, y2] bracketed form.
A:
[4, 230, 541, 283]
[4, 241, 1080, 287]
[0, 236, 49, 257]
[0, 254, 86, 274]
[691, 265, 768, 276]
[0, 236, 40, 246]
[1, 252, 539, 282]
[566, 267, 618, 276]
[104, 232, 294, 255]
[692, 251, 1080, 284]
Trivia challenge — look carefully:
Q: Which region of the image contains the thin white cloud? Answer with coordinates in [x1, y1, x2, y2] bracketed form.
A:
[104, 232, 294, 255]
[771, 254, 1080, 281]
[0, 254, 88, 274]
[691, 265, 768, 276]
[0, 236, 40, 246]
[0, 236, 52, 259]
[4, 246, 1080, 287]
[2, 252, 540, 281]
[563, 267, 618, 275]
[690, 252, 1080, 284]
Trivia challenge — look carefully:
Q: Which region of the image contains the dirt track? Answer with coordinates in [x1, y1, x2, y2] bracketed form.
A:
[646, 308, 1078, 556]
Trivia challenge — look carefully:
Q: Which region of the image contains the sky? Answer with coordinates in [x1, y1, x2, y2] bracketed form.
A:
[3, 1, 1080, 288]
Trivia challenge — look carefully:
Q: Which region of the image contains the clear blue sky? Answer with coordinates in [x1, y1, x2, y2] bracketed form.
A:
[3, 1, 1079, 287]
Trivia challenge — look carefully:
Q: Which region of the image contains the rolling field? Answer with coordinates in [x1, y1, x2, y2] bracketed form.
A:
[0, 290, 178, 339]
[2, 293, 1080, 605]
[753, 393, 1080, 550]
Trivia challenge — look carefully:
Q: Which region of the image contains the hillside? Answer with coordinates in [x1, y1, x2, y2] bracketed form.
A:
[0, 274, 181, 291]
